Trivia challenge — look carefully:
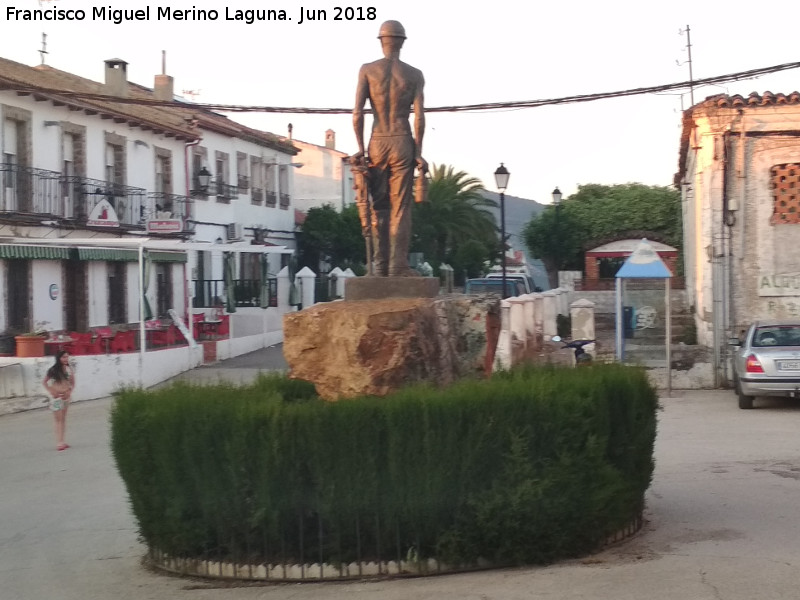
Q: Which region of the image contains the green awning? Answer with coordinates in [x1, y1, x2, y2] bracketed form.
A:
[0, 245, 187, 263]
[76, 248, 138, 261]
[0, 245, 72, 260]
[149, 251, 187, 263]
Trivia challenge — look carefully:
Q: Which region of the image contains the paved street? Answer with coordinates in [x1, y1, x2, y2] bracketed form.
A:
[2, 350, 800, 599]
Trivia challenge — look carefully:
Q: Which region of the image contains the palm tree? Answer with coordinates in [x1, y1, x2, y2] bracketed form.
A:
[412, 165, 498, 273]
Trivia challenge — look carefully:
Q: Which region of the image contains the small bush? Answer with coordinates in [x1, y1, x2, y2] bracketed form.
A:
[112, 366, 656, 568]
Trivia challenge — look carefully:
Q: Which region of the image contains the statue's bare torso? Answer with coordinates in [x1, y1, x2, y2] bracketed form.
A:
[358, 58, 423, 137]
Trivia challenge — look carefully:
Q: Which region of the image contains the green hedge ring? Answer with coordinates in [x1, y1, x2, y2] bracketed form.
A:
[111, 365, 657, 581]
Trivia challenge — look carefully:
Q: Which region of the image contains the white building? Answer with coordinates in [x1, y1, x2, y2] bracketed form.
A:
[676, 91, 800, 382]
[289, 129, 355, 214]
[0, 55, 300, 406]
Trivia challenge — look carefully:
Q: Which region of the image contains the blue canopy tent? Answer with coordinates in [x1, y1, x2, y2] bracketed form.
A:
[615, 239, 674, 395]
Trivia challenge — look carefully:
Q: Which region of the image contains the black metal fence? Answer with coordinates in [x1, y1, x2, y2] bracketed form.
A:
[314, 274, 339, 303]
[193, 279, 278, 308]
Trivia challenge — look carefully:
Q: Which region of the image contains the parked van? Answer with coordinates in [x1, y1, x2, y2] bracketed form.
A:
[484, 272, 535, 294]
[464, 278, 526, 297]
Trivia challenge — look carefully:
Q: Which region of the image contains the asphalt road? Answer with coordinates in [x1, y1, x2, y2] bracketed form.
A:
[2, 354, 800, 599]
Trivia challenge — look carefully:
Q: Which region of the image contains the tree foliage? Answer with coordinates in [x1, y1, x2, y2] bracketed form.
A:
[523, 183, 681, 286]
[411, 164, 499, 279]
[298, 203, 364, 272]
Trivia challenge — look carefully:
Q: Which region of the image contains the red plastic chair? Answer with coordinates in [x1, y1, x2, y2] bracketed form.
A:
[110, 330, 136, 353]
[216, 315, 230, 337]
[65, 332, 94, 355]
[151, 324, 177, 347]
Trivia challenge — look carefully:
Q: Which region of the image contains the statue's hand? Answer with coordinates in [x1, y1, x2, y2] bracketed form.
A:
[416, 157, 428, 173]
[350, 151, 365, 166]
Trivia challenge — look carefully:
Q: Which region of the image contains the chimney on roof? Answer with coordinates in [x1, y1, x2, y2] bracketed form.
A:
[153, 51, 174, 102]
[104, 58, 129, 97]
[153, 50, 175, 102]
[325, 129, 336, 149]
[288, 123, 293, 140]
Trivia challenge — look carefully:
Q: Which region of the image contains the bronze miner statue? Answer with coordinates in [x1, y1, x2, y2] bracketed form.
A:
[352, 20, 428, 277]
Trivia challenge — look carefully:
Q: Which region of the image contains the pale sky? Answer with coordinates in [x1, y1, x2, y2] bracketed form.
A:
[3, 0, 800, 203]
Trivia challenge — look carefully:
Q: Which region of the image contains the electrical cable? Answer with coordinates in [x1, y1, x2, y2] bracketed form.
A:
[1, 60, 799, 115]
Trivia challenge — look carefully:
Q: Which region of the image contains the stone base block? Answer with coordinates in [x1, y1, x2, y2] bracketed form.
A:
[283, 295, 500, 400]
[344, 276, 439, 301]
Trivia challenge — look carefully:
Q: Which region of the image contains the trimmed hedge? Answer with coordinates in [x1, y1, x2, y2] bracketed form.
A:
[111, 365, 657, 569]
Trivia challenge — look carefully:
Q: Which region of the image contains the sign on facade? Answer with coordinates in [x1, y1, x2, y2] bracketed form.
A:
[758, 273, 800, 297]
[146, 219, 183, 234]
[86, 199, 120, 227]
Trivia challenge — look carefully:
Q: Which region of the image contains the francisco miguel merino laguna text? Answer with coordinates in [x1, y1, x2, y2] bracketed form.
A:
[7, 5, 378, 24]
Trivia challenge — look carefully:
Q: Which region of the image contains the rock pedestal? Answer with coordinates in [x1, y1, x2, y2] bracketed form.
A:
[283, 295, 500, 400]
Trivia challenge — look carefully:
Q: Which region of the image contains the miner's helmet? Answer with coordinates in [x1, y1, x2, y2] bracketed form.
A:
[377, 20, 406, 39]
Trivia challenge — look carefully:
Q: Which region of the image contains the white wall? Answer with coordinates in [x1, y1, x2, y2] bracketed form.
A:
[291, 139, 354, 213]
[31, 260, 63, 331]
[171, 262, 187, 319]
[191, 130, 296, 248]
[87, 262, 108, 327]
[125, 262, 140, 323]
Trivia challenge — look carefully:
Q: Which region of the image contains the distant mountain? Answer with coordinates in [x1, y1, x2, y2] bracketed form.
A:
[481, 192, 551, 290]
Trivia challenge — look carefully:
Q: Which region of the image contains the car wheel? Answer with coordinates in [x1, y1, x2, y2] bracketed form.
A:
[738, 390, 754, 409]
[733, 373, 754, 409]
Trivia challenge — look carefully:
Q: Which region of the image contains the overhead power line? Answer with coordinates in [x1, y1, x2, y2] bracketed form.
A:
[2, 60, 799, 115]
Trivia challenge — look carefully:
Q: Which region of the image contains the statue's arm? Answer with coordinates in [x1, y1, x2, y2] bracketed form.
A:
[413, 72, 426, 169]
[353, 65, 369, 159]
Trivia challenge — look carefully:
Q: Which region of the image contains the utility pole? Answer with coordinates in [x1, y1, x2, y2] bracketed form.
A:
[39, 33, 48, 65]
[678, 25, 695, 106]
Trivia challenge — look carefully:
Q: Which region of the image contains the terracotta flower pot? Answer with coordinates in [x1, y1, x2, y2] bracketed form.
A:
[15, 335, 46, 358]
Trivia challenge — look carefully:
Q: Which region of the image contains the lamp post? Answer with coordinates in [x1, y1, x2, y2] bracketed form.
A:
[197, 167, 212, 192]
[494, 163, 510, 298]
[552, 186, 562, 289]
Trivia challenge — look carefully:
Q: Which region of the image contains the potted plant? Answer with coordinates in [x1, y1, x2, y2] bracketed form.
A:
[15, 321, 50, 358]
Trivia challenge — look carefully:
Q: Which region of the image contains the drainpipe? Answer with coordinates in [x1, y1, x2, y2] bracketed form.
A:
[184, 138, 201, 341]
[138, 243, 146, 387]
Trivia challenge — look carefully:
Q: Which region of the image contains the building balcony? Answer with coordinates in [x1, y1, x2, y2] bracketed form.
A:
[61, 175, 147, 227]
[265, 191, 276, 207]
[237, 174, 249, 192]
[147, 192, 192, 221]
[0, 163, 146, 227]
[251, 187, 263, 205]
[0, 163, 64, 216]
[215, 181, 238, 202]
[279, 193, 290, 209]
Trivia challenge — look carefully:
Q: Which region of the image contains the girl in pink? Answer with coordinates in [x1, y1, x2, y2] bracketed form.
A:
[42, 350, 75, 451]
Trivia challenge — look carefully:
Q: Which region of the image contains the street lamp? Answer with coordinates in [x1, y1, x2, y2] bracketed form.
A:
[494, 163, 510, 298]
[552, 187, 562, 288]
[197, 166, 212, 191]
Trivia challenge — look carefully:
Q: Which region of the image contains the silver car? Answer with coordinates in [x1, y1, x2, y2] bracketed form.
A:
[730, 320, 800, 409]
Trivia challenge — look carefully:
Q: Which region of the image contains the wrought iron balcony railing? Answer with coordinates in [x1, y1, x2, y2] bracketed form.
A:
[279, 193, 290, 209]
[251, 187, 263, 204]
[60, 175, 147, 226]
[0, 163, 65, 216]
[215, 180, 238, 201]
[146, 192, 192, 221]
[0, 163, 146, 226]
[237, 174, 249, 192]
[265, 191, 277, 207]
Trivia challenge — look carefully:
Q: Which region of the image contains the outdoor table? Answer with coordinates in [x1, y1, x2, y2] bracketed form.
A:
[97, 332, 114, 353]
[200, 319, 222, 339]
[145, 325, 169, 346]
[44, 337, 74, 355]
